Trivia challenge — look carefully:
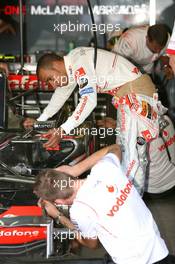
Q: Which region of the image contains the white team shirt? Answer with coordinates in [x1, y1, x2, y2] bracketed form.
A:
[113, 25, 169, 73]
[37, 47, 142, 134]
[70, 153, 168, 264]
[146, 115, 175, 193]
[167, 22, 175, 54]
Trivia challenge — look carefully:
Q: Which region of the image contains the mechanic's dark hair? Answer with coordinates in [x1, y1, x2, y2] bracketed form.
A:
[147, 24, 169, 47]
[36, 53, 63, 77]
[33, 169, 75, 201]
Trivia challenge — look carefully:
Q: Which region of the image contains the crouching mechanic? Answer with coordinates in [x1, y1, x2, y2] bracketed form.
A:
[33, 144, 171, 264]
[24, 47, 166, 195]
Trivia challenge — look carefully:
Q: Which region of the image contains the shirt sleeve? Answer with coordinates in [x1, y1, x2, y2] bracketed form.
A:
[101, 153, 120, 167]
[37, 83, 76, 121]
[167, 22, 175, 55]
[61, 61, 97, 134]
[113, 32, 134, 59]
[89, 153, 121, 184]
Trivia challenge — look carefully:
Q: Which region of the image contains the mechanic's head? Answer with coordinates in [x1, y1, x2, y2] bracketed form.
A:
[146, 24, 169, 54]
[36, 53, 68, 89]
[34, 169, 80, 205]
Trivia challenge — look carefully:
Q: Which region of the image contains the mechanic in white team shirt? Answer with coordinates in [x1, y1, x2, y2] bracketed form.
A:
[23, 47, 166, 195]
[146, 115, 175, 194]
[167, 22, 175, 74]
[33, 144, 170, 264]
[113, 24, 171, 75]
[97, 115, 175, 196]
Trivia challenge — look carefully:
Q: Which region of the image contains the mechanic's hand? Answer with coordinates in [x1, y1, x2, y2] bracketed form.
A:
[0, 63, 9, 76]
[43, 127, 65, 149]
[163, 65, 174, 80]
[23, 118, 36, 129]
[96, 117, 116, 129]
[40, 200, 61, 219]
[56, 165, 77, 177]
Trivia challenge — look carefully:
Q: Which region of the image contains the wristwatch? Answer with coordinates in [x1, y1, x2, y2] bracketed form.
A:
[55, 213, 63, 225]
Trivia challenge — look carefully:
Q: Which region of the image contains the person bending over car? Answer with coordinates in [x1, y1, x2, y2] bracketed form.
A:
[33, 144, 174, 264]
[24, 47, 166, 195]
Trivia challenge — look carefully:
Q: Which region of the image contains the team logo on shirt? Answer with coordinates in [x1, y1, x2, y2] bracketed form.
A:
[141, 130, 153, 142]
[126, 159, 136, 177]
[107, 181, 133, 217]
[75, 67, 86, 81]
[140, 101, 157, 120]
[79, 77, 88, 89]
[158, 133, 175, 152]
[137, 137, 146, 146]
[80, 48, 86, 56]
[132, 67, 140, 74]
[151, 109, 157, 120]
[106, 185, 118, 194]
[74, 96, 88, 120]
[79, 87, 94, 96]
[140, 101, 148, 117]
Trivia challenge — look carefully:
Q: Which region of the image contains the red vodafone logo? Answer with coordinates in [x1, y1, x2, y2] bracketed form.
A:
[141, 130, 153, 142]
[106, 184, 118, 194]
[106, 185, 114, 193]
[107, 181, 133, 217]
[0, 227, 46, 244]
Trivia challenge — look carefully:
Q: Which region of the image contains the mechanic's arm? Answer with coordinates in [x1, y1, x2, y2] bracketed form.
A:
[60, 84, 97, 134]
[42, 200, 98, 249]
[43, 88, 97, 148]
[58, 213, 98, 249]
[44, 64, 97, 148]
[23, 83, 76, 129]
[37, 83, 76, 121]
[56, 144, 121, 177]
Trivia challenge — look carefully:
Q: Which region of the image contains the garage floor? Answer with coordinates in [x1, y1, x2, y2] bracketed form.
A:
[144, 192, 175, 255]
